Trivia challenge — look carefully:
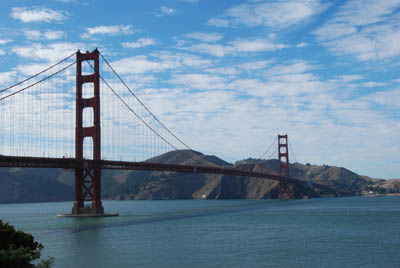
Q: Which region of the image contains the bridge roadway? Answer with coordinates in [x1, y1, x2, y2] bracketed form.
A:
[0, 155, 303, 184]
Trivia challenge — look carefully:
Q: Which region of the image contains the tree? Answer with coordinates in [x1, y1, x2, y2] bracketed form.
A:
[0, 220, 54, 268]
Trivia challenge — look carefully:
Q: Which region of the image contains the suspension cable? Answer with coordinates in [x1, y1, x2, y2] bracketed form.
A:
[99, 73, 179, 151]
[86, 58, 218, 167]
[0, 52, 76, 94]
[0, 61, 76, 101]
[259, 136, 277, 159]
[98, 51, 194, 152]
[288, 138, 298, 164]
[96, 70, 212, 164]
[266, 146, 278, 160]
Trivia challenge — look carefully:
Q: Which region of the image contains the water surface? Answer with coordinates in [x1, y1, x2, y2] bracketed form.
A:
[0, 197, 399, 268]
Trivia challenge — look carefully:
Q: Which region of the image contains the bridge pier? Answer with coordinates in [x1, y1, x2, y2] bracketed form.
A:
[71, 163, 104, 215]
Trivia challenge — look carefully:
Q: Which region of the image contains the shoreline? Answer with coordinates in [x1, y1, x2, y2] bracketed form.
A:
[1, 194, 400, 205]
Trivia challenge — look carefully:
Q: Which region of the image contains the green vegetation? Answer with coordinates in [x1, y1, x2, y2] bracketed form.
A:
[0, 220, 54, 268]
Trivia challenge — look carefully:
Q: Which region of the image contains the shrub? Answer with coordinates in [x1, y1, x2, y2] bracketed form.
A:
[0, 220, 54, 268]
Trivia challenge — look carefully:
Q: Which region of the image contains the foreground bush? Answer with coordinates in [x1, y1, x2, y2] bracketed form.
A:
[0, 219, 54, 268]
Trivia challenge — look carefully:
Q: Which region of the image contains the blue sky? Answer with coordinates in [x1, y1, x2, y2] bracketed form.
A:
[0, 0, 400, 179]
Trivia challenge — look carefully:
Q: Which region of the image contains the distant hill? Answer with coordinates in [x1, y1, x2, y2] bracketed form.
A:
[0, 150, 399, 203]
[0, 167, 72, 203]
[368, 179, 400, 194]
[147, 150, 232, 167]
[236, 158, 399, 196]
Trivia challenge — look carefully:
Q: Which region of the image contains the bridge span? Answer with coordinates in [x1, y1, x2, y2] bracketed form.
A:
[0, 155, 301, 183]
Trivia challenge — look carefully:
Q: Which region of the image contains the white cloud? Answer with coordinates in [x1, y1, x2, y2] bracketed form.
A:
[296, 42, 308, 48]
[368, 88, 400, 108]
[25, 30, 65, 40]
[111, 55, 179, 74]
[231, 38, 287, 52]
[0, 49, 5, 56]
[151, 51, 212, 69]
[214, 60, 330, 100]
[44, 30, 65, 40]
[122, 38, 156, 49]
[0, 72, 15, 86]
[182, 0, 199, 3]
[12, 42, 88, 63]
[332, 0, 400, 27]
[179, 38, 287, 57]
[169, 73, 228, 90]
[326, 27, 400, 61]
[314, 0, 400, 61]
[81, 25, 133, 39]
[186, 32, 223, 42]
[267, 60, 318, 76]
[14, 63, 51, 76]
[314, 23, 357, 41]
[363, 81, 388, 88]
[111, 52, 211, 75]
[207, 0, 328, 28]
[182, 43, 228, 57]
[161, 6, 176, 15]
[338, 74, 364, 82]
[205, 67, 241, 76]
[238, 60, 273, 71]
[0, 39, 13, 45]
[165, 59, 326, 97]
[154, 6, 176, 17]
[247, 73, 327, 98]
[25, 30, 41, 40]
[10, 7, 66, 23]
[207, 18, 229, 27]
[119, 74, 157, 89]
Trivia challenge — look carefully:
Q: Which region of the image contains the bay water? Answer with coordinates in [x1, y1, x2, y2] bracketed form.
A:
[0, 197, 399, 268]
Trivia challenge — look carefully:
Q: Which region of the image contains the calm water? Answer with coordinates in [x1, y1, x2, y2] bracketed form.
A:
[0, 197, 399, 268]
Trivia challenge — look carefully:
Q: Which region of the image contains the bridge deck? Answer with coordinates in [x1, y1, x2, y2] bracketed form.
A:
[0, 155, 302, 183]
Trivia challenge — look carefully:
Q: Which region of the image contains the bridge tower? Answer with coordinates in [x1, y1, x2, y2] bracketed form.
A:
[278, 134, 290, 199]
[72, 49, 104, 215]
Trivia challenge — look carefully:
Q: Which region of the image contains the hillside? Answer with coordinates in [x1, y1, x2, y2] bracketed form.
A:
[0, 150, 398, 203]
[369, 179, 400, 194]
[236, 158, 398, 196]
[0, 167, 72, 203]
[102, 151, 319, 200]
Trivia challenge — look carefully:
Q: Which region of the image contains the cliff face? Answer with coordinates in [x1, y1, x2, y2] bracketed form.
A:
[0, 150, 398, 203]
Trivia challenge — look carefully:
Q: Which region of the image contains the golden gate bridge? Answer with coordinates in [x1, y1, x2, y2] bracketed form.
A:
[0, 49, 306, 216]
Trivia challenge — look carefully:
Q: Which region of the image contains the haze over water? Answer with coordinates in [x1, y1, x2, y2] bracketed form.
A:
[1, 197, 399, 268]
